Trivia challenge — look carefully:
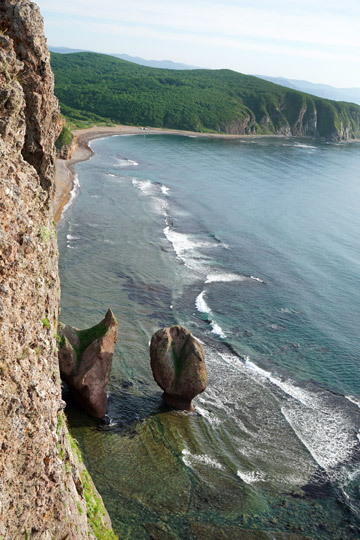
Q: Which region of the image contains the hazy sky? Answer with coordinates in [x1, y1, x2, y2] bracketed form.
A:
[36, 0, 360, 87]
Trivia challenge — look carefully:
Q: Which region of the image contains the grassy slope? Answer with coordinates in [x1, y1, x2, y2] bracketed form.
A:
[50, 52, 360, 139]
[55, 124, 74, 149]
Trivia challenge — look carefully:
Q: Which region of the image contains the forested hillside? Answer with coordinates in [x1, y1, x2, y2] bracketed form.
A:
[51, 52, 360, 140]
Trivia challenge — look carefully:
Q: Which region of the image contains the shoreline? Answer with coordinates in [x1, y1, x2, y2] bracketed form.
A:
[53, 124, 266, 222]
[53, 124, 360, 222]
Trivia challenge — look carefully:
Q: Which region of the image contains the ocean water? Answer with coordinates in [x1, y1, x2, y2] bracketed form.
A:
[58, 134, 360, 539]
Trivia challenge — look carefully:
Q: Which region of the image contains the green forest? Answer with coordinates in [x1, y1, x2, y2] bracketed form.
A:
[51, 52, 360, 140]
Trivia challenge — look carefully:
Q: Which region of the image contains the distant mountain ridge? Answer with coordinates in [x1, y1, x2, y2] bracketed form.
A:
[49, 46, 199, 70]
[50, 51, 360, 141]
[257, 75, 360, 106]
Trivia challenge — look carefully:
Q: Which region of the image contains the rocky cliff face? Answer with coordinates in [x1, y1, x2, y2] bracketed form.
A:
[222, 94, 360, 141]
[58, 310, 118, 418]
[0, 1, 114, 538]
[220, 114, 257, 135]
[57, 137, 76, 160]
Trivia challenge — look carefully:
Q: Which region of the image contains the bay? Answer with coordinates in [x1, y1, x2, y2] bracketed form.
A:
[59, 134, 360, 539]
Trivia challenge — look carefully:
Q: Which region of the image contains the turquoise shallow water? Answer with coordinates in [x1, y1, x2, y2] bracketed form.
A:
[59, 134, 360, 539]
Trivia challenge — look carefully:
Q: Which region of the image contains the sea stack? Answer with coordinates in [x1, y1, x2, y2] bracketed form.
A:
[58, 309, 118, 418]
[150, 325, 207, 411]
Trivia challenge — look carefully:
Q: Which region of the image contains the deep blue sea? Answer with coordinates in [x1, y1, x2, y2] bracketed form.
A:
[59, 134, 360, 539]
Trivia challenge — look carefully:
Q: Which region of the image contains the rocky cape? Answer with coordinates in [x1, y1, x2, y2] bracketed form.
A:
[0, 1, 115, 538]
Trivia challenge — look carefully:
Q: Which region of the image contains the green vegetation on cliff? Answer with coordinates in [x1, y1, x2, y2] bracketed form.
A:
[55, 124, 74, 149]
[81, 469, 118, 540]
[51, 52, 360, 140]
[75, 320, 107, 368]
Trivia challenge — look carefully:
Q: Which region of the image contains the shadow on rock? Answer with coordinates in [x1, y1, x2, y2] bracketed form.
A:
[58, 309, 118, 418]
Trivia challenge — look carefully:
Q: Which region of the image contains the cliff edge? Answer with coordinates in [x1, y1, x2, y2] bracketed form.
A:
[0, 1, 115, 538]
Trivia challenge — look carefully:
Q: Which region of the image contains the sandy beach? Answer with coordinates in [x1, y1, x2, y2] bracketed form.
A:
[53, 124, 257, 222]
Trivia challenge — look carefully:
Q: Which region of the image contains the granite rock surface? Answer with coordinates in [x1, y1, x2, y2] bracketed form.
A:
[58, 310, 118, 418]
[150, 325, 208, 411]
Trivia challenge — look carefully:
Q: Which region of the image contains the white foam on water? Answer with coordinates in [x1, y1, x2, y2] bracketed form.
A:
[281, 406, 358, 472]
[66, 234, 80, 241]
[105, 173, 127, 184]
[182, 449, 223, 470]
[163, 226, 218, 260]
[163, 226, 211, 258]
[205, 272, 247, 284]
[132, 179, 153, 195]
[117, 158, 139, 167]
[345, 397, 360, 445]
[90, 195, 100, 198]
[250, 275, 265, 283]
[89, 135, 119, 145]
[61, 174, 80, 219]
[183, 258, 210, 275]
[294, 142, 317, 149]
[181, 449, 193, 468]
[195, 291, 211, 314]
[205, 272, 264, 284]
[160, 199, 169, 216]
[247, 365, 358, 472]
[211, 322, 226, 339]
[345, 395, 360, 409]
[161, 185, 170, 196]
[164, 226, 193, 258]
[204, 347, 360, 488]
[195, 292, 226, 338]
[279, 307, 296, 314]
[244, 357, 271, 377]
[244, 358, 316, 407]
[196, 405, 221, 426]
[237, 470, 265, 484]
[198, 360, 255, 438]
[217, 351, 245, 372]
[146, 195, 169, 219]
[221, 355, 360, 473]
[163, 225, 229, 278]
